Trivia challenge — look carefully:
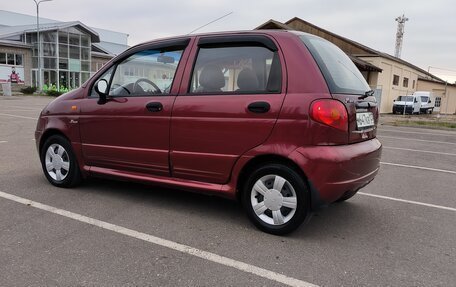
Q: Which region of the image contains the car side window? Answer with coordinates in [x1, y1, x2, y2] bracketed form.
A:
[189, 45, 282, 94]
[92, 49, 184, 98]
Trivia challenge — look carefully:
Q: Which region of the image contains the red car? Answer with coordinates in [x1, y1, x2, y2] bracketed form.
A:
[35, 30, 381, 234]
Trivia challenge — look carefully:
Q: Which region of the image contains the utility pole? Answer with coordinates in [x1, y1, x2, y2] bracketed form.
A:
[394, 14, 409, 58]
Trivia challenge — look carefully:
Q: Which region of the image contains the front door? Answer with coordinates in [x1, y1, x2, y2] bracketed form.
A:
[79, 40, 190, 176]
[170, 35, 286, 184]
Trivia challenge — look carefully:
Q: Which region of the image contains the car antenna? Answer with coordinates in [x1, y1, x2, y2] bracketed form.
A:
[187, 12, 234, 35]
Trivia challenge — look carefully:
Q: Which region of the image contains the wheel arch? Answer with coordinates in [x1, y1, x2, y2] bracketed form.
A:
[235, 154, 310, 200]
[39, 129, 70, 153]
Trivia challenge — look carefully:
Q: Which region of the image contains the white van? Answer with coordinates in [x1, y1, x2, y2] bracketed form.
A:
[413, 91, 435, 114]
[393, 92, 435, 114]
[392, 95, 419, 114]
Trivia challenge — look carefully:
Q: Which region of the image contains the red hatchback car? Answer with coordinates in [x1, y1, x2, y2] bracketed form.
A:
[35, 30, 381, 234]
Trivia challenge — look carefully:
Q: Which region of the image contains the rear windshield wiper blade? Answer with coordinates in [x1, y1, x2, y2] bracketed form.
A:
[359, 89, 374, 99]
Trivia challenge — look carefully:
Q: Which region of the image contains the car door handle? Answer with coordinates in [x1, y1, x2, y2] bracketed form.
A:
[247, 101, 270, 113]
[146, 102, 163, 112]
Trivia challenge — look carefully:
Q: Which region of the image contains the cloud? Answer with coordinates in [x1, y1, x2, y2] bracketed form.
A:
[2, 0, 455, 78]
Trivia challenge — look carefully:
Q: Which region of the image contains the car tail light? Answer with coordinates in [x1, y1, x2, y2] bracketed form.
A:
[310, 99, 348, 132]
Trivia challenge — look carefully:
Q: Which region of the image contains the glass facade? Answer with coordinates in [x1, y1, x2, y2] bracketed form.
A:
[26, 27, 91, 90]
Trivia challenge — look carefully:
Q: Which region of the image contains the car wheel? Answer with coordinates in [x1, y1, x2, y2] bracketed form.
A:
[429, 108, 433, 114]
[242, 164, 309, 235]
[40, 135, 82, 187]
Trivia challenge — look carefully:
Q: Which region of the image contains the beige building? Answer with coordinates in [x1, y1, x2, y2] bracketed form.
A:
[256, 17, 456, 114]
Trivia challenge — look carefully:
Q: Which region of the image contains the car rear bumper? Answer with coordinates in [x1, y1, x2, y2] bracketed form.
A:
[289, 138, 382, 208]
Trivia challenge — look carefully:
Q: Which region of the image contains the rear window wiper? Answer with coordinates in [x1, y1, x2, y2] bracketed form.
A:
[359, 89, 374, 99]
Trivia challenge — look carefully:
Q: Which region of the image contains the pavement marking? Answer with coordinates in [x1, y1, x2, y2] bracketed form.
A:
[0, 113, 36, 120]
[0, 190, 318, 287]
[0, 105, 43, 111]
[0, 109, 39, 112]
[359, 192, 456, 212]
[381, 162, 456, 174]
[379, 135, 456, 145]
[383, 146, 456, 156]
[0, 141, 7, 144]
[378, 128, 456, 137]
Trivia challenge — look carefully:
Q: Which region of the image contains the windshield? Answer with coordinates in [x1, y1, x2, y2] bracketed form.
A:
[397, 96, 414, 102]
[298, 34, 370, 95]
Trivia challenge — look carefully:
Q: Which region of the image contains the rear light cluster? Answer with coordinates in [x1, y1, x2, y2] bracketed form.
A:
[310, 99, 348, 132]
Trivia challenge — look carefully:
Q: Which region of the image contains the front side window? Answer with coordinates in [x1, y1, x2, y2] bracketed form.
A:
[108, 48, 184, 96]
[189, 45, 281, 94]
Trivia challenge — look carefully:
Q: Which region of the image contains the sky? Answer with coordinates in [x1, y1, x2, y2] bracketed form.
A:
[2, 0, 455, 82]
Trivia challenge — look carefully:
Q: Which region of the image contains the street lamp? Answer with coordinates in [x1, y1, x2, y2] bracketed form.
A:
[33, 0, 53, 91]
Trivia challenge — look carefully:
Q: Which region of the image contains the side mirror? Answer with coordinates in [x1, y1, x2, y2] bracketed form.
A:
[95, 79, 108, 104]
[393, 100, 396, 102]
[428, 99, 432, 103]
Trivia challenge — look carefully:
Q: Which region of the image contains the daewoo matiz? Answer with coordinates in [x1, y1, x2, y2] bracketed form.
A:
[35, 30, 382, 234]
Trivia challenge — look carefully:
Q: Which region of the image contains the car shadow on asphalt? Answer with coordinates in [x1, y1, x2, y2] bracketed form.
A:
[80, 177, 247, 224]
[71, 177, 377, 239]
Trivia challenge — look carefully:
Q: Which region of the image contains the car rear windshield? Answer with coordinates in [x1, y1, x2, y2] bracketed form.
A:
[298, 34, 370, 95]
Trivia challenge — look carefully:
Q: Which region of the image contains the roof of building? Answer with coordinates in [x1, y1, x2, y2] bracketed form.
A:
[0, 21, 100, 43]
[0, 39, 31, 49]
[256, 17, 445, 83]
[0, 10, 129, 55]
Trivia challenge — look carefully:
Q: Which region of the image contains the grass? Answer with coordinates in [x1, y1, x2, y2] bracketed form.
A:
[393, 120, 456, 129]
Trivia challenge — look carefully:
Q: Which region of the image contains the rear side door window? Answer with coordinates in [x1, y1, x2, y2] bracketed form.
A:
[189, 42, 282, 94]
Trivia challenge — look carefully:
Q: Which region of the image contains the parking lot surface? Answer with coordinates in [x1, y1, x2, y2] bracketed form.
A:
[1, 95, 455, 286]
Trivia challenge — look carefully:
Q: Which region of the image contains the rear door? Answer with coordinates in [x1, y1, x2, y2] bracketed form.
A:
[170, 35, 286, 184]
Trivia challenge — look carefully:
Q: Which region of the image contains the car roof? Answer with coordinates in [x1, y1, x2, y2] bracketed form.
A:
[135, 29, 297, 46]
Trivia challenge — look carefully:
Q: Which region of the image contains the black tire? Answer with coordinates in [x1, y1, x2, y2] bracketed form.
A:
[335, 190, 358, 202]
[242, 164, 309, 235]
[40, 135, 82, 187]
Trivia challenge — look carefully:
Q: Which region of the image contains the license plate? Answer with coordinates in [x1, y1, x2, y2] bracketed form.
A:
[356, 112, 374, 128]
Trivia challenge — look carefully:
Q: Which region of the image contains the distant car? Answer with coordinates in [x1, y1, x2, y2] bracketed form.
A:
[393, 92, 435, 115]
[35, 30, 382, 235]
[414, 91, 435, 114]
[393, 95, 417, 114]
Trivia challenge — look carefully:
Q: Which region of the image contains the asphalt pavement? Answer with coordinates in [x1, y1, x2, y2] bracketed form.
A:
[0, 95, 455, 286]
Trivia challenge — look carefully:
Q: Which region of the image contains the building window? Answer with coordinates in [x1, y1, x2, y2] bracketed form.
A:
[403, 77, 409, 87]
[0, 53, 24, 66]
[393, 74, 400, 86]
[15, 54, 23, 66]
[7, 54, 15, 65]
[435, 97, 441, 107]
[412, 79, 416, 89]
[0, 53, 6, 64]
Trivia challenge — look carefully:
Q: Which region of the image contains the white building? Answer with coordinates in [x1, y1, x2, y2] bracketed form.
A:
[0, 10, 129, 90]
